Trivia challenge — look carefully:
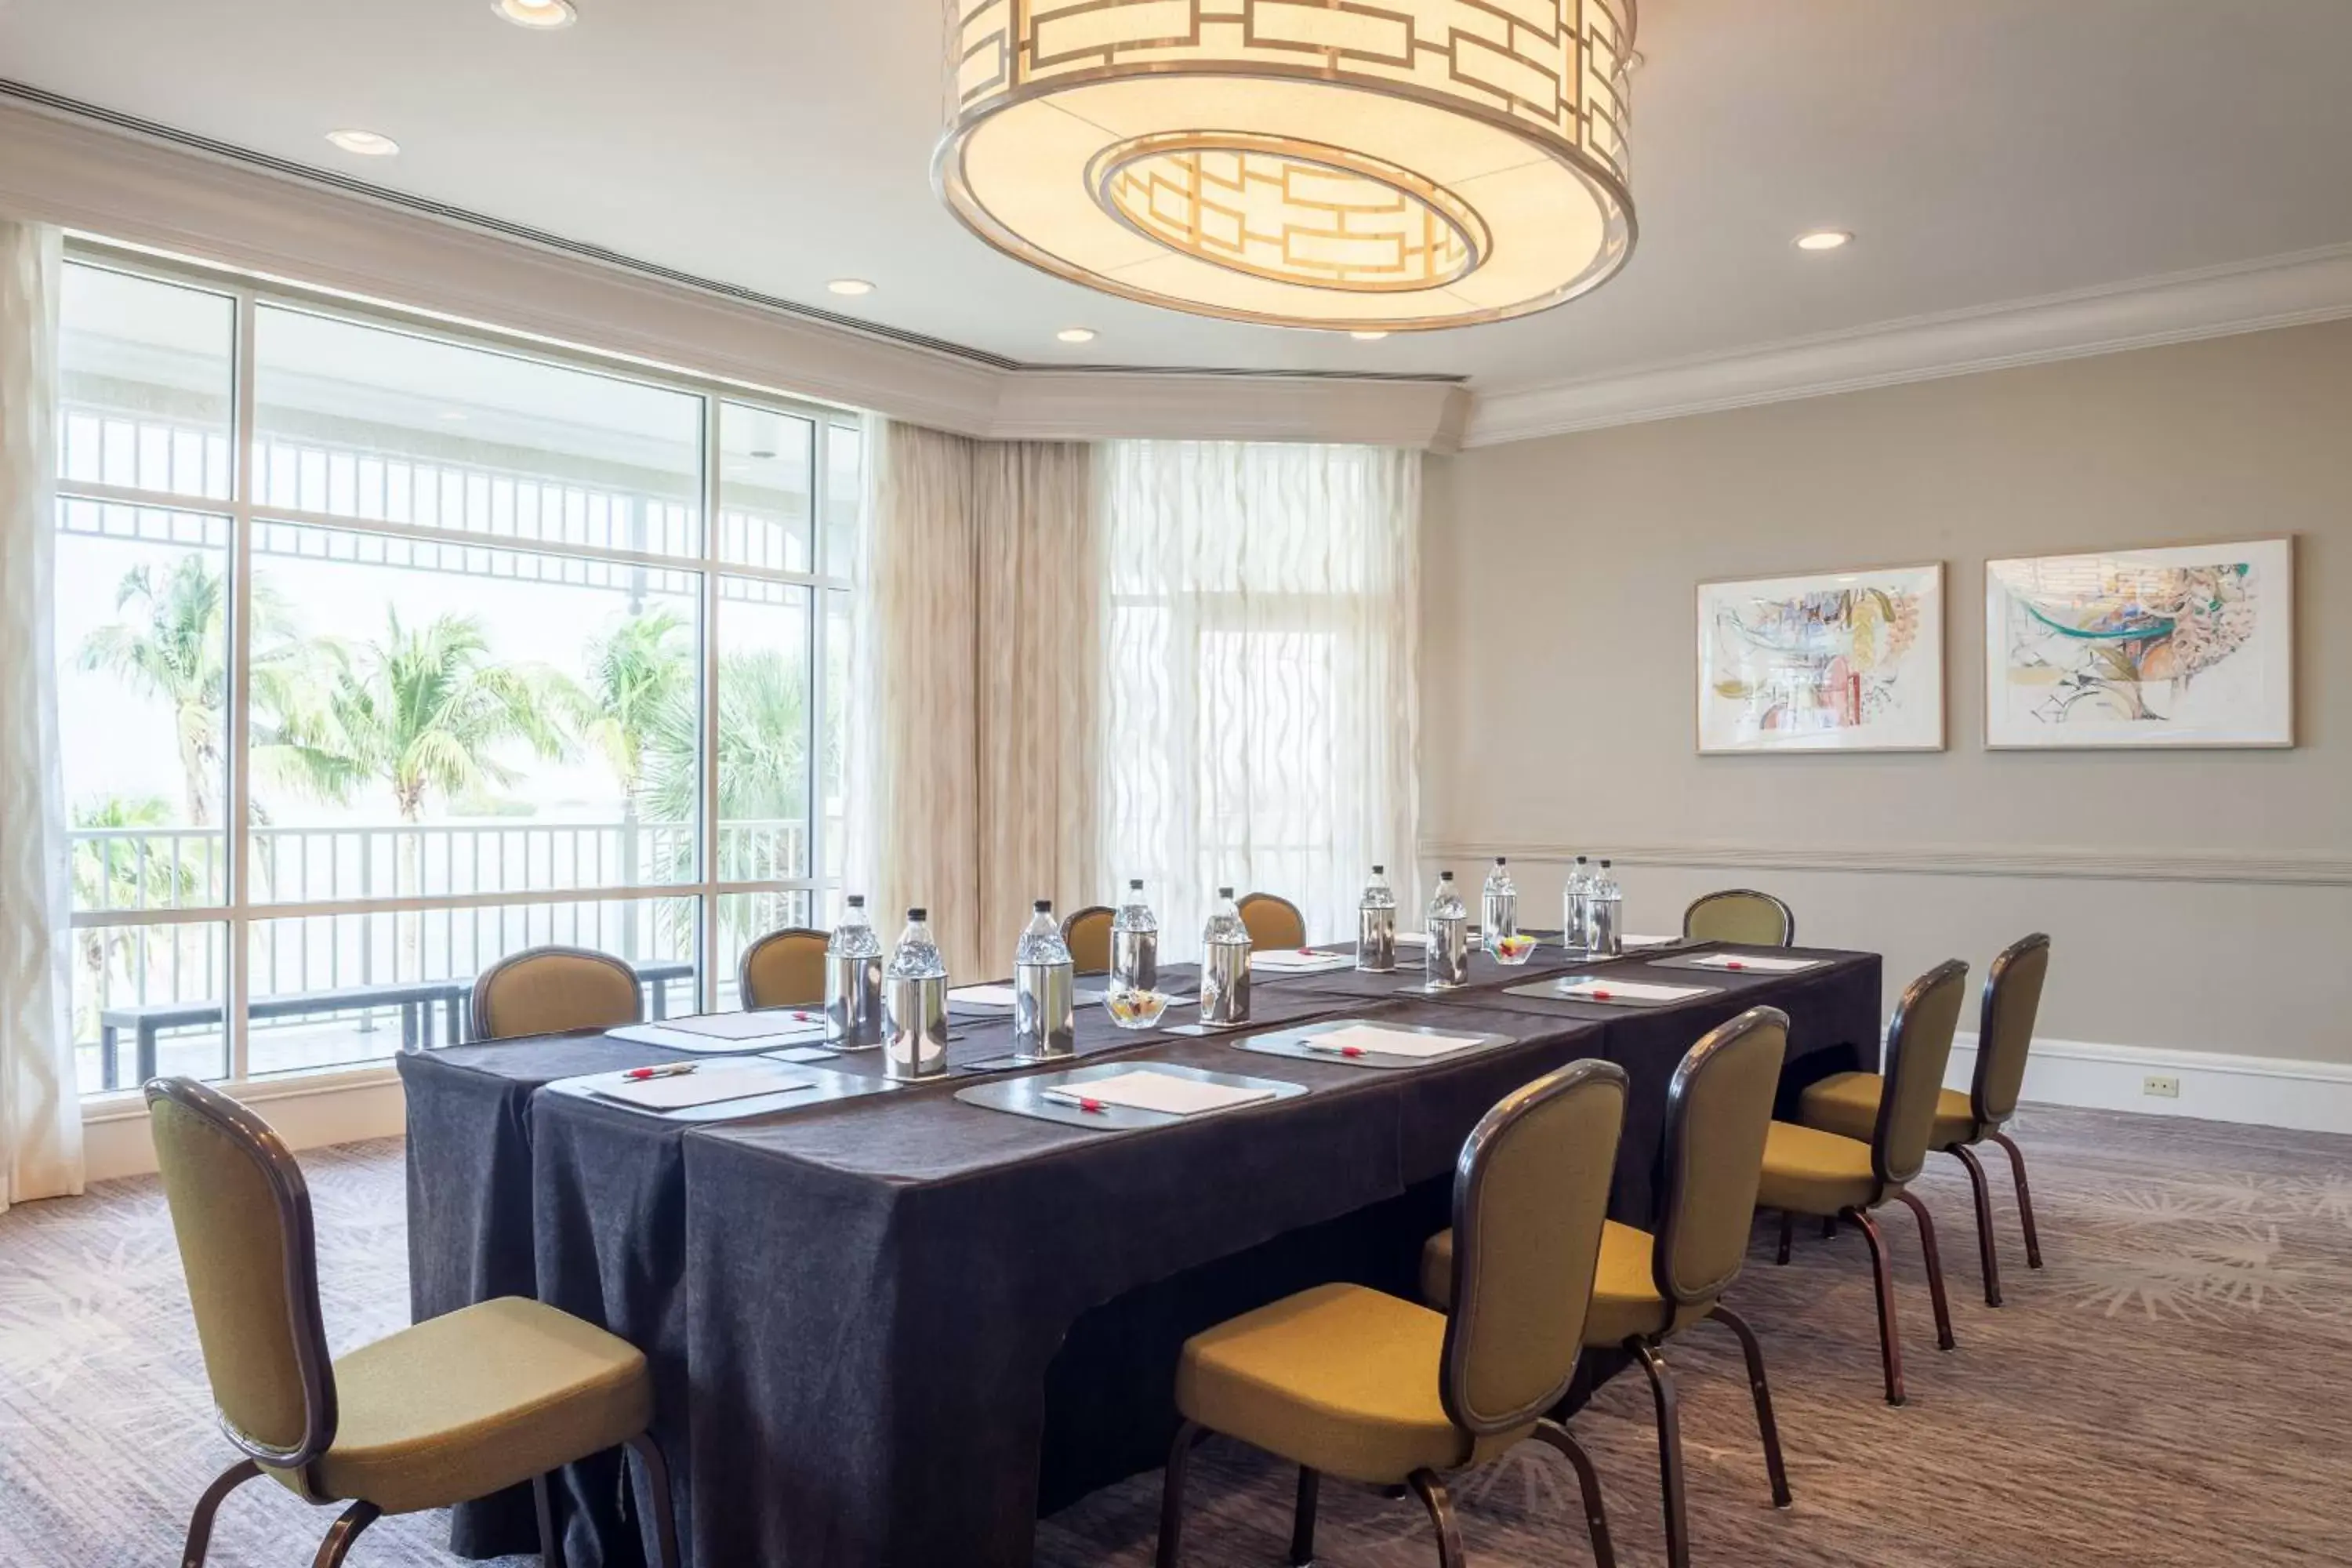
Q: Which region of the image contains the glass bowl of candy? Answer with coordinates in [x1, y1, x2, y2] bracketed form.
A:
[1493, 934, 1541, 966]
[1105, 987, 1171, 1030]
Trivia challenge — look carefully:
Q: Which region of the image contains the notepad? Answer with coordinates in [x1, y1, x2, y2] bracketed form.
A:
[1249, 949, 1353, 975]
[1044, 1069, 1278, 1118]
[611, 1011, 830, 1051]
[949, 984, 1108, 1007]
[590, 1063, 815, 1111]
[1555, 978, 1712, 1004]
[1682, 953, 1821, 973]
[1305, 1025, 1486, 1060]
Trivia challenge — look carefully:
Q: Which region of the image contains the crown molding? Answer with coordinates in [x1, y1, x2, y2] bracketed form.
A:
[0, 93, 1465, 450]
[1464, 242, 2352, 448]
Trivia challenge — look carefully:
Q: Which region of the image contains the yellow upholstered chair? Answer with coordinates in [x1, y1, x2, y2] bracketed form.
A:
[1422, 1008, 1793, 1568]
[1158, 1060, 1628, 1568]
[1797, 933, 2051, 1306]
[1236, 891, 1308, 950]
[1061, 905, 1116, 975]
[1681, 888, 1796, 948]
[147, 1077, 681, 1568]
[470, 944, 643, 1042]
[739, 926, 829, 1010]
[1759, 958, 1969, 1406]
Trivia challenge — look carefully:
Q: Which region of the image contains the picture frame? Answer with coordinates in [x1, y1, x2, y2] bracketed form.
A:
[1983, 536, 2295, 750]
[1695, 562, 1946, 754]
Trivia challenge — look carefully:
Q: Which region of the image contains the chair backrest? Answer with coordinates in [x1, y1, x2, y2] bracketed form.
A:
[1236, 892, 1306, 949]
[1060, 906, 1114, 975]
[145, 1078, 337, 1469]
[1682, 888, 1796, 947]
[739, 927, 829, 1010]
[1970, 933, 2050, 1127]
[470, 945, 643, 1041]
[1439, 1058, 1627, 1437]
[1871, 959, 1971, 1189]
[1653, 1007, 1789, 1309]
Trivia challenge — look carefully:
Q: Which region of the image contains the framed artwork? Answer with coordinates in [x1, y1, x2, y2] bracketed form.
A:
[1696, 564, 1945, 753]
[1984, 538, 2294, 749]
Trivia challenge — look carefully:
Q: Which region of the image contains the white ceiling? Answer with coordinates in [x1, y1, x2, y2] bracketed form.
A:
[5, 0, 2352, 394]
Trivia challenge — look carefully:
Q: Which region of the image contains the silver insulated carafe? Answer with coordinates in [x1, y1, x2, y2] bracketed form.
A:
[1199, 886, 1252, 1025]
[824, 894, 884, 1048]
[882, 906, 949, 1080]
[1013, 899, 1077, 1062]
[1356, 864, 1397, 973]
[1425, 871, 1469, 989]
[1111, 880, 1160, 993]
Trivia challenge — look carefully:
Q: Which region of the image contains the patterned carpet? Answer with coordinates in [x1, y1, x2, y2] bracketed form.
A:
[3, 1105, 2348, 1567]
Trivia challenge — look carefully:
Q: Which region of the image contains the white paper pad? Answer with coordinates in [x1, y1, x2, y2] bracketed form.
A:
[590, 1063, 815, 1111]
[1249, 950, 1354, 975]
[949, 984, 1106, 1007]
[1395, 931, 1428, 947]
[1306, 1025, 1486, 1060]
[1683, 953, 1821, 973]
[1556, 979, 1712, 1004]
[609, 1015, 829, 1051]
[1622, 935, 1682, 950]
[1044, 1070, 1277, 1118]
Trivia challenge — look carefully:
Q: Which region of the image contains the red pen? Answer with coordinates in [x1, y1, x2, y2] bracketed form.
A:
[1725, 960, 1746, 971]
[623, 1062, 697, 1081]
[791, 1011, 816, 1022]
[1076, 1096, 1107, 1113]
[1298, 947, 1317, 956]
[1590, 989, 1613, 1001]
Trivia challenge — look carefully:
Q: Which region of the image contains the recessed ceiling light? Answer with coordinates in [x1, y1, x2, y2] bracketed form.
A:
[1795, 229, 1853, 252]
[1056, 327, 1097, 344]
[493, 0, 577, 28]
[325, 129, 400, 157]
[1349, 330, 1391, 341]
[826, 278, 875, 297]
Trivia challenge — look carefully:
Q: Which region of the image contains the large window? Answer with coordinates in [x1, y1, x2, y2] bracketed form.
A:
[56, 253, 864, 1096]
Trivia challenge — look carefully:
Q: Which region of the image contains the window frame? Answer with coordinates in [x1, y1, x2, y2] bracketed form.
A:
[58, 238, 864, 1104]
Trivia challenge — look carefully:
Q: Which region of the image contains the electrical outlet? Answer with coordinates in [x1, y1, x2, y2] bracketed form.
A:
[2142, 1074, 2181, 1099]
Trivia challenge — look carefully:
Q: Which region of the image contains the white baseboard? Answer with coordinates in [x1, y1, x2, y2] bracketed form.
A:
[1949, 1033, 2352, 1137]
[81, 1069, 408, 1183]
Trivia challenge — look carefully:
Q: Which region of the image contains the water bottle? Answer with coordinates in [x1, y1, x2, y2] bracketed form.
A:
[1012, 898, 1077, 1062]
[1356, 864, 1398, 973]
[882, 906, 949, 1080]
[1200, 886, 1253, 1025]
[1111, 879, 1160, 994]
[1589, 860, 1624, 958]
[823, 894, 884, 1048]
[1563, 854, 1594, 951]
[1426, 871, 1469, 988]
[1481, 856, 1518, 953]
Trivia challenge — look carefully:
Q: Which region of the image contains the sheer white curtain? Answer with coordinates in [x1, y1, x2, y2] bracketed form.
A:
[0, 220, 82, 1209]
[1098, 441, 1421, 960]
[855, 419, 1099, 977]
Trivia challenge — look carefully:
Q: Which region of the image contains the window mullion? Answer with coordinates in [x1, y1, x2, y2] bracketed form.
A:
[226, 286, 260, 1085]
[699, 396, 724, 1011]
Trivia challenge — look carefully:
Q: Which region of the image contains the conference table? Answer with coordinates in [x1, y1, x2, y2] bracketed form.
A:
[399, 935, 1881, 1568]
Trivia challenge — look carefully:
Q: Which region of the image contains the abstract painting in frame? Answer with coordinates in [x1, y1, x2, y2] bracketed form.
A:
[1697, 564, 1945, 753]
[1984, 537, 2294, 749]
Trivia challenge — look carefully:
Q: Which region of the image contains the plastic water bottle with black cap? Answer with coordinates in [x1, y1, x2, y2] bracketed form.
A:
[1563, 854, 1595, 952]
[1111, 879, 1159, 992]
[1481, 856, 1518, 953]
[823, 894, 884, 1047]
[883, 906, 949, 1080]
[1357, 864, 1398, 973]
[1589, 861, 1624, 958]
[1426, 871, 1469, 989]
[1200, 887, 1253, 1025]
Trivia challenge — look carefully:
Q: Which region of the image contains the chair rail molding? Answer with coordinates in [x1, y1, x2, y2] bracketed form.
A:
[1464, 241, 2352, 447]
[1417, 839, 2352, 889]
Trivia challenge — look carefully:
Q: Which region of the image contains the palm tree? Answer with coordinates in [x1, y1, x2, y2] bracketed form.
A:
[642, 647, 808, 881]
[581, 607, 698, 801]
[78, 557, 328, 827]
[68, 795, 207, 1041]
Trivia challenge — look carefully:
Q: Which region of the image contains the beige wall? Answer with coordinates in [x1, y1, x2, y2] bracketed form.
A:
[1422, 321, 2352, 1067]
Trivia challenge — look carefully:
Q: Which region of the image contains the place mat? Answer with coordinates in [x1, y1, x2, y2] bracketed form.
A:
[545, 1059, 898, 1122]
[1649, 951, 1826, 975]
[609, 1011, 831, 1051]
[1502, 976, 1722, 1007]
[1249, 950, 1355, 975]
[954, 1061, 1307, 1132]
[1234, 1018, 1515, 1071]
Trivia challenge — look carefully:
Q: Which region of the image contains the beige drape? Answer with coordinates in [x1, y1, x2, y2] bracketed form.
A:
[859, 420, 1100, 978]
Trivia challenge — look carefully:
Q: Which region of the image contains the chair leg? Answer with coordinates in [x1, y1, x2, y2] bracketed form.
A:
[1406, 1468, 1466, 1568]
[533, 1472, 563, 1568]
[624, 1432, 683, 1568]
[1893, 1190, 1958, 1352]
[1290, 1466, 1319, 1566]
[1987, 1130, 2045, 1269]
[181, 1458, 260, 1568]
[1529, 1419, 1619, 1568]
[1820, 1214, 1838, 1240]
[1628, 1341, 1690, 1568]
[1775, 1209, 1793, 1265]
[1949, 1144, 2005, 1307]
[311, 1502, 382, 1568]
[1707, 1305, 1791, 1508]
[1846, 1206, 1907, 1406]
[1156, 1420, 1205, 1568]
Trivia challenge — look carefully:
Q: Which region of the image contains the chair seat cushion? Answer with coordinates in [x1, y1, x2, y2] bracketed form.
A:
[1757, 1120, 1882, 1217]
[1799, 1071, 1981, 1149]
[1175, 1282, 1523, 1486]
[272, 1296, 651, 1515]
[1420, 1221, 1674, 1346]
